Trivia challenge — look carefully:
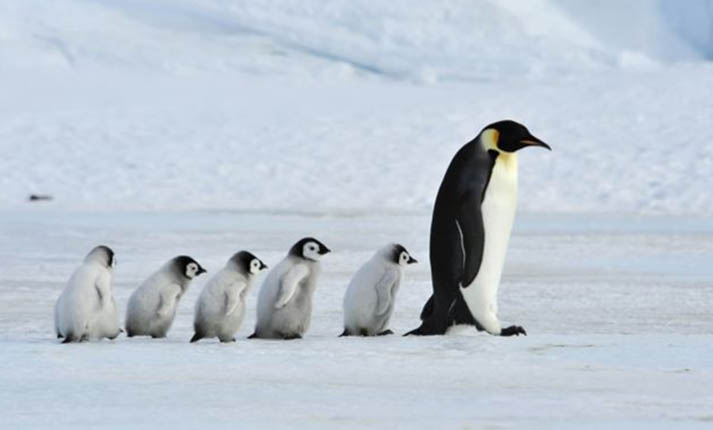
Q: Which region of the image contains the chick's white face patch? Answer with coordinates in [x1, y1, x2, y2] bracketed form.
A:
[303, 242, 322, 261]
[185, 262, 199, 279]
[399, 251, 410, 266]
[250, 259, 262, 275]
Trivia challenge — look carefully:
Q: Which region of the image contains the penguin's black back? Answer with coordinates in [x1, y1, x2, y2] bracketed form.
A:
[408, 137, 495, 335]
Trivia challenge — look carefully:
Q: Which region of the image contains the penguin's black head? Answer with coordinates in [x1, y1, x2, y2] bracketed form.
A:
[230, 250, 268, 275]
[480, 120, 551, 153]
[390, 244, 418, 266]
[289, 237, 331, 262]
[173, 255, 207, 280]
[86, 245, 115, 269]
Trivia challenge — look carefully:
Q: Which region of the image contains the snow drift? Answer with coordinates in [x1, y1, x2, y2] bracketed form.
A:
[1, 0, 712, 215]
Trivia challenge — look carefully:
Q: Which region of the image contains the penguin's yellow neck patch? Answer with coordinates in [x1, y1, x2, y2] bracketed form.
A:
[481, 128, 500, 151]
[497, 151, 518, 172]
[481, 127, 517, 172]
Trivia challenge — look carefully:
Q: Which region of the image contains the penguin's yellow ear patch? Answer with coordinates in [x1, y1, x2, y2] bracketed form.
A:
[481, 128, 500, 151]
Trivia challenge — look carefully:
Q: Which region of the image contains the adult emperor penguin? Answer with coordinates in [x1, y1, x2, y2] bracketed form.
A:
[54, 245, 121, 343]
[125, 255, 206, 338]
[248, 237, 330, 340]
[191, 251, 268, 343]
[407, 120, 550, 337]
[341, 244, 417, 336]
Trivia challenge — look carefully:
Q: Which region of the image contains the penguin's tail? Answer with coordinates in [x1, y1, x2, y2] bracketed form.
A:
[247, 332, 258, 339]
[404, 326, 423, 336]
[404, 295, 438, 336]
[189, 333, 202, 343]
[420, 295, 434, 320]
[338, 329, 351, 337]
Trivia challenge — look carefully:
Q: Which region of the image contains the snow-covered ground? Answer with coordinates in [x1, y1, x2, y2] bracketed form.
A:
[1, 211, 712, 428]
[2, 0, 713, 428]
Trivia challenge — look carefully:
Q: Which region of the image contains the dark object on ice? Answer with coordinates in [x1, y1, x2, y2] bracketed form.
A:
[28, 194, 53, 202]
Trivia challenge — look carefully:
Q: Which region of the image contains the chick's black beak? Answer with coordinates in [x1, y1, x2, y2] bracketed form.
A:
[319, 245, 331, 255]
[408, 256, 418, 264]
[197, 267, 207, 275]
[260, 262, 268, 270]
[520, 134, 551, 151]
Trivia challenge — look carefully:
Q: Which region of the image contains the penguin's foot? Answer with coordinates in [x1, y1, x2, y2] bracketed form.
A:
[500, 325, 527, 337]
[281, 333, 302, 340]
[377, 330, 394, 336]
[219, 337, 236, 343]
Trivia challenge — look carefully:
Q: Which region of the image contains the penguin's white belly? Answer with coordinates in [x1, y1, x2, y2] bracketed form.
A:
[460, 155, 518, 333]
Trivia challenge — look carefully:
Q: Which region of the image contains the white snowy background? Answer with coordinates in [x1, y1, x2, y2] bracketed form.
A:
[1, 0, 713, 428]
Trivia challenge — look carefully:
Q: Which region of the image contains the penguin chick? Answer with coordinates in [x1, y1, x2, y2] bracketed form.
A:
[341, 244, 417, 337]
[249, 238, 330, 340]
[191, 251, 268, 343]
[54, 245, 120, 343]
[125, 256, 206, 338]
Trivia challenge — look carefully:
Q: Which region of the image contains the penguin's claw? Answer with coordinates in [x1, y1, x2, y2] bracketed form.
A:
[500, 325, 527, 337]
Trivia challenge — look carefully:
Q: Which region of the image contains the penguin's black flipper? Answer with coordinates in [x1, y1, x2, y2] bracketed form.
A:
[455, 191, 486, 288]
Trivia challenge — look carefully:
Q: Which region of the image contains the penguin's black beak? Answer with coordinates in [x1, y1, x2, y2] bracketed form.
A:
[197, 267, 207, 275]
[318, 245, 331, 255]
[260, 261, 268, 270]
[407, 256, 418, 264]
[520, 134, 551, 151]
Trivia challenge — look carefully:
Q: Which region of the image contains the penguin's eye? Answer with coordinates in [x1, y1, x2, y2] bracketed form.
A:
[310, 246, 316, 251]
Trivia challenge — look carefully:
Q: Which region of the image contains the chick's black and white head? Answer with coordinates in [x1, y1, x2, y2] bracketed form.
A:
[479, 120, 551, 154]
[173, 255, 206, 280]
[390, 244, 418, 267]
[85, 245, 115, 269]
[230, 251, 268, 276]
[289, 237, 331, 262]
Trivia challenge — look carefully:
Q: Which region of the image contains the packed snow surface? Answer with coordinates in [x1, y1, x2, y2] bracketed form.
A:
[2, 0, 713, 428]
[2, 211, 713, 429]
